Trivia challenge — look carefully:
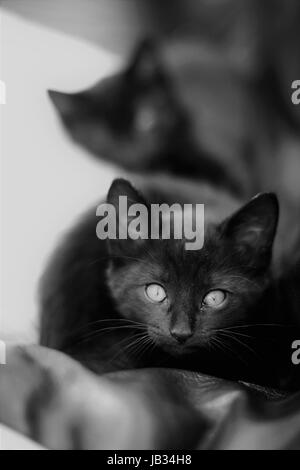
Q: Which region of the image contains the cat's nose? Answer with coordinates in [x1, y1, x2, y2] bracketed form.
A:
[170, 329, 192, 344]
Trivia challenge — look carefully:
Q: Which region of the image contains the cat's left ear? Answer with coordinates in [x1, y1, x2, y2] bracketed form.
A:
[105, 178, 149, 258]
[48, 89, 88, 120]
[221, 193, 279, 268]
[126, 38, 169, 85]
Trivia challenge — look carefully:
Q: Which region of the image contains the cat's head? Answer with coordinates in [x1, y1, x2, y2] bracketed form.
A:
[105, 179, 279, 356]
[48, 39, 187, 170]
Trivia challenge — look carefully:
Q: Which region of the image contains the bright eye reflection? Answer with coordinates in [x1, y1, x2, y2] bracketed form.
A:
[145, 284, 166, 303]
[203, 290, 226, 308]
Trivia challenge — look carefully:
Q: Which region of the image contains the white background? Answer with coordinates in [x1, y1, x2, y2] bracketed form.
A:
[0, 10, 119, 449]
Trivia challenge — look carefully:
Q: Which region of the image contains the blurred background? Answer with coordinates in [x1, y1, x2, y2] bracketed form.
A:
[1, 0, 300, 449]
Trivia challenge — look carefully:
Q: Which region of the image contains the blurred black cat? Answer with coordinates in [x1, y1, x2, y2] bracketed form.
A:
[48, 39, 248, 195]
[40, 176, 299, 389]
[49, 33, 300, 262]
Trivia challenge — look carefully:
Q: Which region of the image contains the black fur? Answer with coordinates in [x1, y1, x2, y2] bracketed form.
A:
[39, 177, 300, 389]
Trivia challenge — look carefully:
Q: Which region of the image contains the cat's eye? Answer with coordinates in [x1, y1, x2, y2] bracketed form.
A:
[202, 290, 227, 308]
[145, 283, 166, 303]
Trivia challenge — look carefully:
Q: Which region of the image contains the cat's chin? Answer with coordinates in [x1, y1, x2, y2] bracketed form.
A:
[155, 340, 198, 357]
[150, 331, 208, 356]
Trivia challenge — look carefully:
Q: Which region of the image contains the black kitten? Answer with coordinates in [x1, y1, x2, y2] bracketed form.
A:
[48, 39, 241, 194]
[40, 177, 297, 388]
[49, 40, 184, 170]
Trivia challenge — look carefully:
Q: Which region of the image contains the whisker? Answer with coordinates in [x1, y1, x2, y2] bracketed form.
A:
[216, 326, 281, 345]
[216, 323, 289, 330]
[130, 336, 153, 360]
[108, 333, 149, 365]
[213, 328, 254, 339]
[212, 335, 250, 367]
[216, 331, 261, 360]
[66, 317, 147, 341]
[77, 331, 147, 370]
[80, 324, 146, 343]
[68, 322, 145, 353]
[212, 340, 234, 362]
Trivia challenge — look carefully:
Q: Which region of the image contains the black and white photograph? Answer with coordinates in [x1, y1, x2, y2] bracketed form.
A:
[1, 0, 300, 452]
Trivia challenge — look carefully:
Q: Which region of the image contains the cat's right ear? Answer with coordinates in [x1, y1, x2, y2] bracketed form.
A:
[126, 38, 168, 85]
[104, 179, 149, 258]
[221, 193, 279, 270]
